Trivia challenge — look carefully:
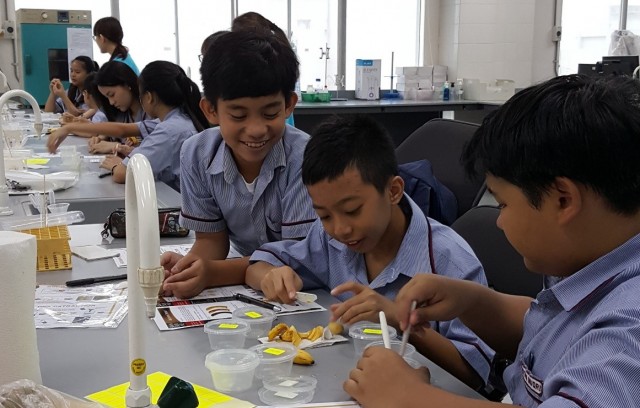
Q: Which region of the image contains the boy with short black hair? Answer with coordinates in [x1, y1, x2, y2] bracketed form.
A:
[161, 30, 315, 299]
[345, 74, 640, 407]
[246, 115, 494, 390]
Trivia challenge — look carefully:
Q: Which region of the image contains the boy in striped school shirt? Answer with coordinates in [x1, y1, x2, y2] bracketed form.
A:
[246, 115, 495, 391]
[161, 30, 315, 299]
[346, 75, 640, 407]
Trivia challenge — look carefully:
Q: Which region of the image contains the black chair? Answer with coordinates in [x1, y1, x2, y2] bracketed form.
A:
[451, 205, 542, 298]
[396, 118, 484, 218]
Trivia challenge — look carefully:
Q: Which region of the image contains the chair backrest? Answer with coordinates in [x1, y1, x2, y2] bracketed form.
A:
[451, 205, 543, 297]
[396, 118, 483, 218]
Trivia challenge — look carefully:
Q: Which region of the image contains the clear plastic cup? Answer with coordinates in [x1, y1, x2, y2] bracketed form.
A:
[47, 203, 70, 214]
[259, 375, 318, 405]
[231, 306, 276, 339]
[204, 320, 250, 350]
[348, 321, 398, 357]
[364, 339, 417, 358]
[250, 343, 296, 380]
[204, 349, 259, 392]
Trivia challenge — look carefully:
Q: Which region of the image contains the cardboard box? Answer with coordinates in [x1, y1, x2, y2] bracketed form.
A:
[355, 59, 381, 100]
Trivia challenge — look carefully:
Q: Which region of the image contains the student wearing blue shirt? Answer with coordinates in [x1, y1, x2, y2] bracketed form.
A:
[44, 56, 99, 116]
[48, 61, 208, 192]
[93, 17, 139, 75]
[159, 31, 316, 299]
[345, 75, 640, 407]
[246, 115, 494, 390]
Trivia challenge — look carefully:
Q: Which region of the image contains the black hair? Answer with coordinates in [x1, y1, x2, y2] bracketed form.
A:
[302, 115, 397, 194]
[462, 74, 640, 215]
[200, 30, 298, 107]
[139, 61, 209, 132]
[93, 17, 129, 60]
[232, 12, 289, 46]
[82, 72, 108, 112]
[201, 30, 228, 56]
[68, 56, 99, 106]
[95, 61, 139, 121]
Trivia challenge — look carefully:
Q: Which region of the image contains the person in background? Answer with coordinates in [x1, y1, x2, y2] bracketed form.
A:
[159, 30, 315, 299]
[93, 16, 139, 75]
[231, 12, 295, 127]
[344, 74, 640, 407]
[44, 56, 98, 116]
[59, 73, 107, 125]
[246, 115, 494, 391]
[200, 30, 228, 61]
[47, 61, 208, 192]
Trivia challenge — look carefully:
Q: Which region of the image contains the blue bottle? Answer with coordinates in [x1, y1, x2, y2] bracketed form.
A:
[443, 82, 450, 101]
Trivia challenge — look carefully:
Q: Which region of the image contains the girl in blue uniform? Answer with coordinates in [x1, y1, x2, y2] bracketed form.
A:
[44, 56, 98, 116]
[93, 16, 139, 75]
[47, 61, 209, 192]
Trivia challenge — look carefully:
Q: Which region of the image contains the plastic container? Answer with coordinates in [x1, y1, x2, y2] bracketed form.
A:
[404, 356, 422, 369]
[348, 321, 397, 357]
[204, 320, 250, 350]
[258, 375, 318, 405]
[364, 339, 417, 358]
[231, 306, 276, 339]
[204, 349, 259, 392]
[300, 91, 331, 103]
[250, 342, 296, 380]
[47, 203, 70, 214]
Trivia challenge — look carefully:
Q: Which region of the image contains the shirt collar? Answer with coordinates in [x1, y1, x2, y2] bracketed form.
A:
[547, 232, 640, 311]
[208, 129, 287, 184]
[327, 194, 431, 286]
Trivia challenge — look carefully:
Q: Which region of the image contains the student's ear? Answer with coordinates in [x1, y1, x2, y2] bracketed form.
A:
[388, 175, 405, 205]
[199, 97, 219, 124]
[552, 177, 582, 225]
[285, 92, 298, 117]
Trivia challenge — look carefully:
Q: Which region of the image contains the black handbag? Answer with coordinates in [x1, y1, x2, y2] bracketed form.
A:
[101, 207, 189, 239]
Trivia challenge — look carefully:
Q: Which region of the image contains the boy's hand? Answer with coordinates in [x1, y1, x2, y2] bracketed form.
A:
[50, 79, 64, 97]
[162, 252, 208, 299]
[396, 274, 475, 331]
[344, 346, 431, 408]
[47, 127, 70, 153]
[260, 265, 302, 304]
[330, 282, 397, 326]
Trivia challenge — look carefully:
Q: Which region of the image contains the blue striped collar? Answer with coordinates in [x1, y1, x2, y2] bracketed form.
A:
[546, 232, 640, 312]
[209, 129, 287, 184]
[327, 194, 432, 288]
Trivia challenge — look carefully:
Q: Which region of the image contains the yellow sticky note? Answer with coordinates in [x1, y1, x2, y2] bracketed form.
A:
[219, 323, 239, 329]
[245, 311, 263, 318]
[85, 371, 243, 408]
[363, 328, 382, 335]
[264, 347, 286, 356]
[26, 158, 50, 165]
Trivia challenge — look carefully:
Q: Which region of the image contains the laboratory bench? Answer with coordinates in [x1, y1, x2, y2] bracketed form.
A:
[6, 135, 181, 224]
[35, 224, 486, 405]
[294, 98, 500, 146]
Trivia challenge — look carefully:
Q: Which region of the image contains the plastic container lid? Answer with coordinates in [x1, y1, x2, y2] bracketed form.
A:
[250, 343, 297, 363]
[364, 339, 416, 357]
[204, 319, 250, 336]
[205, 349, 259, 372]
[259, 375, 318, 405]
[348, 321, 397, 341]
[231, 306, 276, 323]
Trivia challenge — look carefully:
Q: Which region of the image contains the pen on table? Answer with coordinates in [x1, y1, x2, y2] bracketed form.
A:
[379, 310, 392, 349]
[65, 274, 128, 287]
[234, 293, 283, 312]
[98, 172, 112, 178]
[399, 300, 418, 357]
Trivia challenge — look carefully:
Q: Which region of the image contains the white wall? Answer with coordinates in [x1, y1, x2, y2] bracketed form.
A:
[435, 0, 557, 88]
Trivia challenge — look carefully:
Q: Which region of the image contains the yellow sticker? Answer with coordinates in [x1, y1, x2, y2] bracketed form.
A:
[264, 347, 286, 356]
[131, 359, 146, 376]
[245, 311, 263, 318]
[218, 323, 239, 329]
[363, 328, 383, 335]
[26, 158, 50, 165]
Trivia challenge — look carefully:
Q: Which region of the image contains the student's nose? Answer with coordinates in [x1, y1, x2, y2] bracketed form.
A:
[245, 119, 268, 139]
[331, 216, 353, 240]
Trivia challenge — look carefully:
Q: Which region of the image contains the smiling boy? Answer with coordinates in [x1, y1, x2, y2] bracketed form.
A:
[161, 30, 315, 299]
[245, 115, 495, 390]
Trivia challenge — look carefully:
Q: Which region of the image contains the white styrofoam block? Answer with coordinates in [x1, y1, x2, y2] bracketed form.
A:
[396, 66, 419, 75]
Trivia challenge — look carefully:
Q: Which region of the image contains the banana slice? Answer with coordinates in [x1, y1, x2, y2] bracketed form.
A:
[296, 291, 318, 303]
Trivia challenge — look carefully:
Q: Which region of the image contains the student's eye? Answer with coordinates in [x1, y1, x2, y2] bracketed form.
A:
[264, 112, 279, 120]
[345, 206, 362, 216]
[318, 214, 330, 221]
[230, 114, 246, 121]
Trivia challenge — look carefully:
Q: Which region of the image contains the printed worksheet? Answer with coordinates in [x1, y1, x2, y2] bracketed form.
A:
[153, 285, 325, 331]
[34, 284, 128, 329]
